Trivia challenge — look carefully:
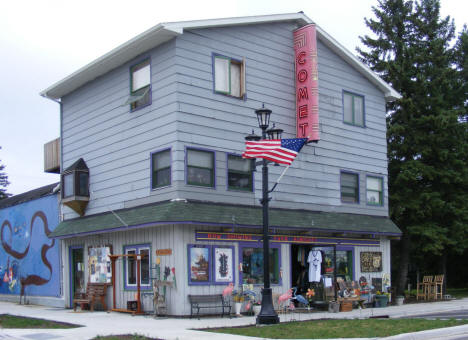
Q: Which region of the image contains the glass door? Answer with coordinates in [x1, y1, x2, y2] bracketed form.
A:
[70, 246, 84, 306]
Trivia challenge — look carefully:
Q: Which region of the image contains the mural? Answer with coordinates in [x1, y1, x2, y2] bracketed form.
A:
[0, 194, 60, 298]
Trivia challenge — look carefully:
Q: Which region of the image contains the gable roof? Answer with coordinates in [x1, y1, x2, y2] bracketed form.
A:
[40, 13, 401, 101]
[0, 182, 59, 210]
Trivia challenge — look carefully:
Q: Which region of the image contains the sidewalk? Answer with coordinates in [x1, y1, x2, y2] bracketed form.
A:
[0, 298, 467, 340]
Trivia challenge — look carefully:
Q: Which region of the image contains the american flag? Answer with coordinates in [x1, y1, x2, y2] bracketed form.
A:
[242, 138, 307, 165]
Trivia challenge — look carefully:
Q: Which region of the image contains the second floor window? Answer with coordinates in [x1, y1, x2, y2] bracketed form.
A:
[343, 91, 364, 127]
[227, 155, 253, 191]
[187, 149, 215, 187]
[129, 59, 151, 111]
[366, 176, 383, 205]
[341, 172, 359, 203]
[152, 149, 171, 189]
[213, 55, 245, 98]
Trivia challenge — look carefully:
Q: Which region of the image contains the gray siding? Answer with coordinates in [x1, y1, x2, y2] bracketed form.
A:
[60, 21, 389, 220]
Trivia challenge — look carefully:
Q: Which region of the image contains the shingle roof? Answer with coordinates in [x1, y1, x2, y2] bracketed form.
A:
[50, 200, 401, 238]
[0, 183, 59, 209]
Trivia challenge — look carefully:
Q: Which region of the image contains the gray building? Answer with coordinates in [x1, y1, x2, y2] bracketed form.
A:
[41, 13, 401, 315]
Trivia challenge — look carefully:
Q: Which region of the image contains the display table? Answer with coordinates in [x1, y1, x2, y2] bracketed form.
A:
[337, 296, 366, 310]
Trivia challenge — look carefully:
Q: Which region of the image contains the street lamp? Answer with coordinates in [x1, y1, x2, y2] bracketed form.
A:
[245, 106, 282, 325]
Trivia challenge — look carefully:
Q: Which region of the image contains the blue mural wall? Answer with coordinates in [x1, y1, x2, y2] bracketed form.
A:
[0, 194, 60, 297]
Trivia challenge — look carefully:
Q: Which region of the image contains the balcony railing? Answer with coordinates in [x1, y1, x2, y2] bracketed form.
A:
[44, 137, 60, 173]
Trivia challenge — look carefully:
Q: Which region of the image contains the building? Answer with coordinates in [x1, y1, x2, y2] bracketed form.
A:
[0, 183, 62, 307]
[40, 13, 401, 315]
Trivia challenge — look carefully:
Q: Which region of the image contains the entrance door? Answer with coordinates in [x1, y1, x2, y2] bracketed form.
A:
[70, 246, 84, 307]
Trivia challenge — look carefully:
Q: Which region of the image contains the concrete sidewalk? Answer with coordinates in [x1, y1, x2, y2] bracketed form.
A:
[0, 298, 467, 340]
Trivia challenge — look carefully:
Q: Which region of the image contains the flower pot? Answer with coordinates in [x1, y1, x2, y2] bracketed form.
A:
[395, 296, 404, 306]
[234, 302, 242, 315]
[328, 301, 340, 313]
[253, 305, 261, 316]
[375, 295, 388, 307]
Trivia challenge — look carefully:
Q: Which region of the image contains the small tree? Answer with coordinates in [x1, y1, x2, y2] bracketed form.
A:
[0, 147, 11, 200]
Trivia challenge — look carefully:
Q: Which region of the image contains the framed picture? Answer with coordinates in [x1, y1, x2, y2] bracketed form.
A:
[213, 246, 234, 284]
[88, 245, 113, 283]
[188, 245, 210, 285]
[360, 251, 382, 272]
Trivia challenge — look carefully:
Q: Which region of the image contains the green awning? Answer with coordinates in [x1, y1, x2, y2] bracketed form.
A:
[50, 200, 401, 238]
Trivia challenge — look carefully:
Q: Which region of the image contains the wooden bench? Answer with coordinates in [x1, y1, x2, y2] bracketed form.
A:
[188, 294, 231, 319]
[73, 283, 108, 311]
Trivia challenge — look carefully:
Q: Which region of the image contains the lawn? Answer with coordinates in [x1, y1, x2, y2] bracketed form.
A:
[92, 335, 162, 340]
[0, 314, 79, 329]
[209, 318, 468, 339]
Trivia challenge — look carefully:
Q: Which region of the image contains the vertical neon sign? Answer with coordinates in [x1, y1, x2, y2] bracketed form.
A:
[294, 24, 319, 142]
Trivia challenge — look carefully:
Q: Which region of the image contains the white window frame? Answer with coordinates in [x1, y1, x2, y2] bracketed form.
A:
[124, 245, 151, 290]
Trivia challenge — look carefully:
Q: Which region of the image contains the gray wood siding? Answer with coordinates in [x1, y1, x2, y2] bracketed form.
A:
[172, 22, 388, 216]
[60, 40, 179, 219]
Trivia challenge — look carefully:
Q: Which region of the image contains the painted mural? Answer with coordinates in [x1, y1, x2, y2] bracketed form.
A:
[0, 194, 60, 297]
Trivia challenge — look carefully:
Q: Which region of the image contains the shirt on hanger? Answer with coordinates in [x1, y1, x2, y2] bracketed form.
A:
[307, 250, 322, 282]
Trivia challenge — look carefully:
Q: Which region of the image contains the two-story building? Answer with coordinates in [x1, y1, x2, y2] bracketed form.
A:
[40, 13, 401, 315]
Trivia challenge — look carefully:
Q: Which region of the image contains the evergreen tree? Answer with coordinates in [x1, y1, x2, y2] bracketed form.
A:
[358, 0, 468, 294]
[0, 147, 10, 200]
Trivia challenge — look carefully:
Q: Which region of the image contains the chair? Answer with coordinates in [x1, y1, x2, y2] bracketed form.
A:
[430, 275, 444, 300]
[416, 275, 433, 300]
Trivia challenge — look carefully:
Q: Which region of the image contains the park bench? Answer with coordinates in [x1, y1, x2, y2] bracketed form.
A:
[188, 294, 231, 319]
[73, 282, 108, 311]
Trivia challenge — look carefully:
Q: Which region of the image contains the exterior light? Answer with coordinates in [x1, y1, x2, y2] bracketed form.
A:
[245, 130, 261, 141]
[266, 123, 284, 140]
[255, 106, 271, 129]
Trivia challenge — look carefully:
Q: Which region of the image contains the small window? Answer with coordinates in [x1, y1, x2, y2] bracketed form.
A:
[186, 149, 215, 187]
[152, 149, 171, 189]
[227, 155, 253, 191]
[128, 59, 151, 111]
[63, 173, 74, 198]
[241, 246, 280, 285]
[341, 172, 359, 203]
[124, 244, 150, 289]
[367, 176, 383, 205]
[214, 55, 245, 98]
[343, 91, 364, 126]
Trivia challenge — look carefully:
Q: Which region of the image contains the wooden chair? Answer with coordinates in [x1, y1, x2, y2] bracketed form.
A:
[430, 275, 444, 300]
[416, 275, 433, 300]
[73, 282, 108, 311]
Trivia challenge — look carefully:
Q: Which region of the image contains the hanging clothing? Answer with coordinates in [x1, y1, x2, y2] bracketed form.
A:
[307, 250, 322, 282]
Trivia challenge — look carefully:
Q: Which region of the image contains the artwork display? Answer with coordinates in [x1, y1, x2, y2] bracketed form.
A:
[214, 247, 233, 283]
[88, 245, 112, 283]
[360, 251, 382, 272]
[189, 246, 210, 283]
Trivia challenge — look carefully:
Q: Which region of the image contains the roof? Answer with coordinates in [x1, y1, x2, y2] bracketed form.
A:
[40, 13, 401, 101]
[63, 158, 88, 172]
[0, 183, 59, 210]
[50, 200, 401, 239]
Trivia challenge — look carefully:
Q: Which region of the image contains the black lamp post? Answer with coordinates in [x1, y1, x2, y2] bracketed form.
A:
[245, 106, 283, 325]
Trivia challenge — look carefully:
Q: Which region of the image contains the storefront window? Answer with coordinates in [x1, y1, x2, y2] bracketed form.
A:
[241, 247, 279, 284]
[316, 247, 353, 281]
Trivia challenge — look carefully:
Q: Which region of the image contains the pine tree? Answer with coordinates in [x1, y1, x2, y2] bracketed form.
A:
[0, 147, 10, 200]
[358, 0, 468, 294]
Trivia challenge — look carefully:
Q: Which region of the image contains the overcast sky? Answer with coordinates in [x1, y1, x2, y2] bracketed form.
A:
[1, 0, 466, 196]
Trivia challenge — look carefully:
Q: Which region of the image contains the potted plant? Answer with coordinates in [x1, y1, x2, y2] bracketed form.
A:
[232, 290, 244, 315]
[375, 291, 390, 307]
[252, 300, 262, 316]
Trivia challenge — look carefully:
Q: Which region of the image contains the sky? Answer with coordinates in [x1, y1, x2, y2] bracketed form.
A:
[0, 0, 466, 196]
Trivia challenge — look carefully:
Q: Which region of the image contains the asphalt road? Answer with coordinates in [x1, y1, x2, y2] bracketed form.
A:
[403, 309, 468, 320]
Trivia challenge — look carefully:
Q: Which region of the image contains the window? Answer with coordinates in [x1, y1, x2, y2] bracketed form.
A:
[124, 244, 150, 290]
[343, 91, 364, 126]
[61, 158, 90, 216]
[241, 246, 280, 285]
[315, 247, 354, 281]
[213, 54, 245, 98]
[186, 149, 215, 187]
[128, 59, 151, 111]
[187, 244, 234, 285]
[63, 173, 74, 198]
[341, 172, 359, 203]
[366, 176, 383, 205]
[227, 155, 253, 191]
[152, 149, 171, 189]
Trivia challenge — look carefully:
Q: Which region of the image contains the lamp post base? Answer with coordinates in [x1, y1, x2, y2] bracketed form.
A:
[256, 288, 280, 325]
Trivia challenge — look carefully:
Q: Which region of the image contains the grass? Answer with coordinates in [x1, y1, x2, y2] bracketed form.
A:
[92, 335, 162, 340]
[208, 318, 468, 339]
[446, 288, 468, 299]
[0, 314, 79, 329]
